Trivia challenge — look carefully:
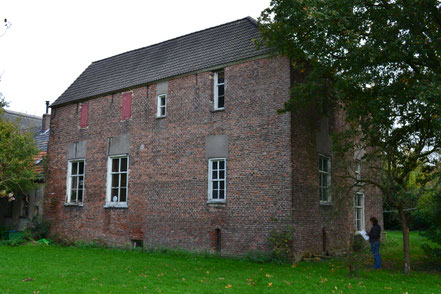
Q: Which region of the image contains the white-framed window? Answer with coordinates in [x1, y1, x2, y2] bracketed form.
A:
[319, 155, 331, 203]
[66, 159, 85, 204]
[157, 94, 167, 118]
[106, 155, 129, 207]
[354, 192, 365, 232]
[214, 71, 225, 110]
[208, 158, 226, 202]
[355, 160, 361, 181]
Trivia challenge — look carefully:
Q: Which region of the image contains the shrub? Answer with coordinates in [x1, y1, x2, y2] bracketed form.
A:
[267, 227, 294, 263]
[27, 218, 50, 240]
[243, 250, 274, 263]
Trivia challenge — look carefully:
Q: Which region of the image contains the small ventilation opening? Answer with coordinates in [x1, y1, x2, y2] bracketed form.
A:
[132, 240, 143, 249]
[215, 228, 221, 252]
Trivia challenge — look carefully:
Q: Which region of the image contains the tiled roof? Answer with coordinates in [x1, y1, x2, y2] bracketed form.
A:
[52, 17, 272, 107]
[1, 110, 42, 133]
[34, 129, 49, 152]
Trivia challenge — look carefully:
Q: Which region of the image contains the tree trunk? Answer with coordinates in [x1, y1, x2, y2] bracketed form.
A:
[398, 207, 411, 274]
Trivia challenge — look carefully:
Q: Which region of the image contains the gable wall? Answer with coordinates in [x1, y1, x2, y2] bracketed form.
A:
[44, 56, 294, 254]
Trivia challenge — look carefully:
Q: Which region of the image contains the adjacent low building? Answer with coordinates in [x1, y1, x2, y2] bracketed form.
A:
[0, 109, 50, 231]
[44, 17, 382, 256]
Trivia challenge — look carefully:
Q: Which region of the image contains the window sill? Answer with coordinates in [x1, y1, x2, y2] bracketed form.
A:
[210, 108, 225, 113]
[64, 203, 84, 207]
[156, 115, 167, 120]
[320, 201, 333, 206]
[207, 201, 226, 207]
[104, 203, 128, 209]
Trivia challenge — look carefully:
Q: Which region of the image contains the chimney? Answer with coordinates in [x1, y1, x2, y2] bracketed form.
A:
[41, 101, 50, 133]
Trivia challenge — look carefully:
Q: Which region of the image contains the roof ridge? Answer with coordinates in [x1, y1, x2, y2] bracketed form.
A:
[245, 16, 258, 26]
[92, 17, 254, 65]
[3, 109, 42, 120]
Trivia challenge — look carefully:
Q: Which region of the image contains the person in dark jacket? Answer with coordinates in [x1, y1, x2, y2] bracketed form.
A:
[367, 216, 381, 269]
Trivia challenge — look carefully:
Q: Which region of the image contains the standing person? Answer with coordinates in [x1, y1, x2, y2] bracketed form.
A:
[368, 217, 382, 269]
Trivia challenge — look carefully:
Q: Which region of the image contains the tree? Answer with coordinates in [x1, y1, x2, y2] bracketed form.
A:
[258, 0, 441, 274]
[0, 97, 39, 202]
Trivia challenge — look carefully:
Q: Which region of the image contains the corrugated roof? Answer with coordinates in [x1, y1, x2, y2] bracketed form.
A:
[52, 17, 271, 107]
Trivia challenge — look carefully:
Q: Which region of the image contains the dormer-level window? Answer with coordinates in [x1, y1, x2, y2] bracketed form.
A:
[214, 71, 225, 110]
[157, 94, 167, 118]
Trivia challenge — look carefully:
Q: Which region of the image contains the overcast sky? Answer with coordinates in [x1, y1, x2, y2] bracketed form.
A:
[0, 0, 270, 116]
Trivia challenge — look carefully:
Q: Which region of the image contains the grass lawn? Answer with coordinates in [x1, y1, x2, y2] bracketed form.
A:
[0, 231, 440, 293]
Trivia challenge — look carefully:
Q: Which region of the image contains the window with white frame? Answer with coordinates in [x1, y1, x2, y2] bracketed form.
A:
[66, 160, 85, 204]
[157, 94, 167, 118]
[106, 155, 129, 206]
[208, 158, 226, 202]
[355, 160, 361, 181]
[354, 193, 365, 231]
[319, 155, 331, 203]
[214, 71, 225, 110]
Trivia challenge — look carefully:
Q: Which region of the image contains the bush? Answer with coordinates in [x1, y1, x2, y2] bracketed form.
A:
[267, 227, 294, 264]
[421, 244, 441, 269]
[27, 218, 50, 240]
[0, 233, 26, 246]
[243, 250, 274, 263]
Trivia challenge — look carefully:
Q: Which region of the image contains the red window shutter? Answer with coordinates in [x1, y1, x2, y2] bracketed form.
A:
[80, 103, 88, 128]
[122, 92, 132, 120]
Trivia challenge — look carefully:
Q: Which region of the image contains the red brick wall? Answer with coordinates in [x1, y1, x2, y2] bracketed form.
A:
[44, 55, 382, 256]
[45, 56, 294, 254]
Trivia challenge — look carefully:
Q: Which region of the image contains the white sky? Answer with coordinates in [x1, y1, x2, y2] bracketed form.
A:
[0, 0, 270, 116]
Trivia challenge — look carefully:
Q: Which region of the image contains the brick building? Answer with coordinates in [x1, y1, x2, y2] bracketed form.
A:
[44, 17, 382, 256]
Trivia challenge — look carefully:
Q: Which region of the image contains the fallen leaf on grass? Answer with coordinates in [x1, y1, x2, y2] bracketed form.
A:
[23, 278, 34, 282]
[268, 282, 273, 287]
[384, 287, 392, 290]
[225, 284, 232, 288]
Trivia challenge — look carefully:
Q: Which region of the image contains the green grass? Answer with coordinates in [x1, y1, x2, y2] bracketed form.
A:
[0, 232, 440, 293]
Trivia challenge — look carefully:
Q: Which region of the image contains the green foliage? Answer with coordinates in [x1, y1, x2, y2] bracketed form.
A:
[0, 232, 26, 247]
[419, 189, 441, 266]
[243, 250, 278, 264]
[259, 0, 441, 273]
[267, 227, 294, 263]
[0, 99, 39, 196]
[26, 218, 50, 240]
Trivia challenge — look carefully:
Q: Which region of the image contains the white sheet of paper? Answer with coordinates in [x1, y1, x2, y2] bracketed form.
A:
[360, 230, 369, 241]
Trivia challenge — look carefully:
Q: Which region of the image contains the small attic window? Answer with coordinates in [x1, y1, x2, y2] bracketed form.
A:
[214, 71, 225, 110]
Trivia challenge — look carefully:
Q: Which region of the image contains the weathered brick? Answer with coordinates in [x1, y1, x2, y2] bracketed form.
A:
[44, 56, 382, 257]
